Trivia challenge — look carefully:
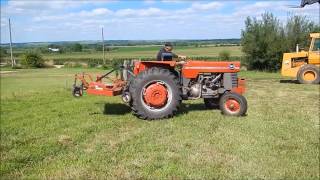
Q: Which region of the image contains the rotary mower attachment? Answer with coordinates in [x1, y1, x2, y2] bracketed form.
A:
[72, 68, 126, 97]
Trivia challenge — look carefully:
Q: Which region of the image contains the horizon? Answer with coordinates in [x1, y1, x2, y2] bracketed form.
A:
[1, 0, 319, 43]
[0, 38, 242, 45]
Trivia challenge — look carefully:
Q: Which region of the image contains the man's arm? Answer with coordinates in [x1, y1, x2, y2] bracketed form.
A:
[172, 52, 186, 60]
[172, 53, 179, 58]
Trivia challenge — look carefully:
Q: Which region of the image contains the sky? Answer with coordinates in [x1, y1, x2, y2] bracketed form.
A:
[0, 0, 319, 43]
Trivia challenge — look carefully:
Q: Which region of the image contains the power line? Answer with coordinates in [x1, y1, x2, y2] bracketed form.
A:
[102, 27, 105, 64]
[8, 18, 15, 67]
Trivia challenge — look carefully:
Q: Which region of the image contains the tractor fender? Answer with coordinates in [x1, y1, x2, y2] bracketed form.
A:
[133, 61, 177, 75]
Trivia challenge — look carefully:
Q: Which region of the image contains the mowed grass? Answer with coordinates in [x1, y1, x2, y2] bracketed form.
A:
[43, 46, 243, 60]
[0, 68, 319, 179]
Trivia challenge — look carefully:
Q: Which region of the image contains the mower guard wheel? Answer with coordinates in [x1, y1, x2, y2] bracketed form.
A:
[72, 85, 83, 97]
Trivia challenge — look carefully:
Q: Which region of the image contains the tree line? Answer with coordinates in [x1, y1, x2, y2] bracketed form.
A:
[241, 13, 319, 71]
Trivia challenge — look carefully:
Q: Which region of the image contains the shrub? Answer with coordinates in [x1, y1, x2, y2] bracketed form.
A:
[88, 59, 103, 68]
[218, 50, 231, 60]
[63, 62, 83, 68]
[21, 52, 45, 68]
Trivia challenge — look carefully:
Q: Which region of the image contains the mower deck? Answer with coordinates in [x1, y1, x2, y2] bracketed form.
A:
[87, 80, 124, 96]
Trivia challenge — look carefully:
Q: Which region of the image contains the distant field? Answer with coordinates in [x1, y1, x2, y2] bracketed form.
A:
[0, 46, 243, 63]
[1, 68, 319, 179]
[44, 46, 243, 60]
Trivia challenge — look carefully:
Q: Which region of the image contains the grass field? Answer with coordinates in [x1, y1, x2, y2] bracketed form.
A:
[1, 68, 319, 179]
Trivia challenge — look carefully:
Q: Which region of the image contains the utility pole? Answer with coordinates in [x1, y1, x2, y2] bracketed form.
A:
[102, 27, 105, 65]
[8, 18, 15, 67]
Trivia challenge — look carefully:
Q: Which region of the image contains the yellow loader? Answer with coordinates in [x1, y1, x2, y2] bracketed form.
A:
[281, 33, 320, 84]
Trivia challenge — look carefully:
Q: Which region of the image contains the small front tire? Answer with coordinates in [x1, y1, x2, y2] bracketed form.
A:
[219, 92, 247, 116]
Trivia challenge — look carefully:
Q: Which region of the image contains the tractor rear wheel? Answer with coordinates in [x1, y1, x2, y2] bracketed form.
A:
[129, 67, 182, 120]
[297, 64, 320, 84]
[219, 92, 247, 116]
[204, 98, 219, 109]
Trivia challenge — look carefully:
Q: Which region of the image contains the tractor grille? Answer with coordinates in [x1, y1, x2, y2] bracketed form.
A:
[231, 73, 238, 87]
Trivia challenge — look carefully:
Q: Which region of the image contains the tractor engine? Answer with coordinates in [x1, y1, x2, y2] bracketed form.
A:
[187, 73, 223, 99]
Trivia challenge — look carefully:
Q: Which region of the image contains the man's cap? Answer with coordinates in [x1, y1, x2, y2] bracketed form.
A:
[164, 42, 173, 47]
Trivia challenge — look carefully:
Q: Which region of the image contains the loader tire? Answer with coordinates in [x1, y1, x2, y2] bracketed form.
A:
[204, 98, 219, 109]
[129, 67, 182, 120]
[297, 64, 320, 84]
[219, 92, 247, 116]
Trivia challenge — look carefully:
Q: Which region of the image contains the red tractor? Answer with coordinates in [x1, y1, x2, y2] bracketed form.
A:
[73, 60, 247, 120]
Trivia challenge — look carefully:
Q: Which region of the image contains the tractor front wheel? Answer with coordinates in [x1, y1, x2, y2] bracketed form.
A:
[219, 92, 247, 116]
[129, 67, 182, 120]
[297, 64, 320, 84]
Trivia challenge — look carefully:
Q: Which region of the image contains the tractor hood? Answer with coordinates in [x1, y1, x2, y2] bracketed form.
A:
[283, 51, 308, 60]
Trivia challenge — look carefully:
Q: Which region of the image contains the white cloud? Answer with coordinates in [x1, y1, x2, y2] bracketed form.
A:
[161, 0, 186, 3]
[175, 1, 223, 14]
[115, 7, 164, 17]
[191, 2, 223, 11]
[231, 1, 319, 23]
[79, 8, 113, 17]
[144, 0, 156, 4]
[2, 0, 113, 16]
[32, 7, 113, 22]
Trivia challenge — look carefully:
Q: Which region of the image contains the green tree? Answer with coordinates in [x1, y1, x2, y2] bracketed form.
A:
[71, 43, 83, 52]
[0, 47, 8, 57]
[21, 52, 44, 68]
[241, 13, 287, 71]
[241, 13, 319, 71]
[95, 44, 103, 51]
[37, 47, 49, 54]
[48, 44, 60, 49]
[285, 15, 320, 51]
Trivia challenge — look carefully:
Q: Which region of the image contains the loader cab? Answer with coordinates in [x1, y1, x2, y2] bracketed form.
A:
[308, 33, 320, 65]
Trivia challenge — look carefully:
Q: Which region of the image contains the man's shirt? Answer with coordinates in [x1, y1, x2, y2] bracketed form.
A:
[156, 48, 178, 61]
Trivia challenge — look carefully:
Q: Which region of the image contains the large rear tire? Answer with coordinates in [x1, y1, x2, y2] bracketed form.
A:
[297, 64, 320, 84]
[219, 92, 247, 116]
[129, 67, 182, 120]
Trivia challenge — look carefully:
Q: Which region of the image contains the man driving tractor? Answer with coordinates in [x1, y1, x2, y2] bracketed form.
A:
[156, 42, 186, 61]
